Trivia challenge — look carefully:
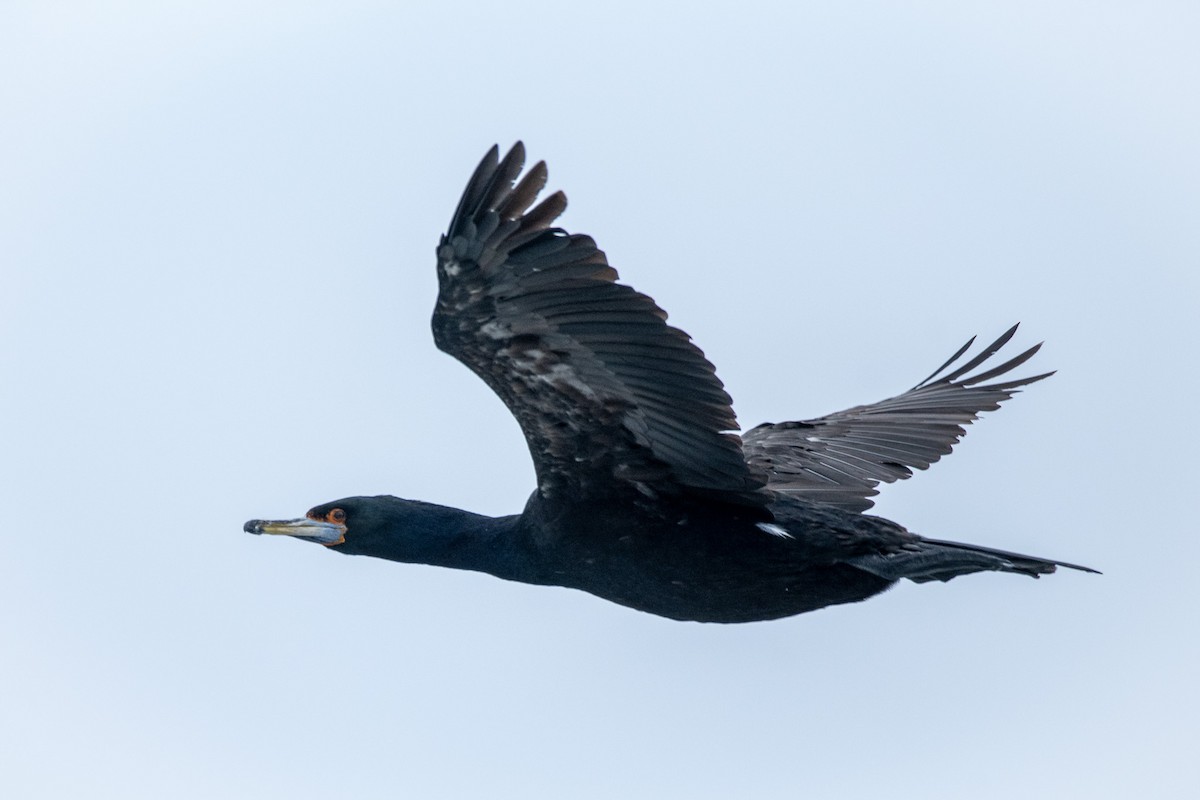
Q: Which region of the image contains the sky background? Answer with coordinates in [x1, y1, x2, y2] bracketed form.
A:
[2, 2, 1197, 798]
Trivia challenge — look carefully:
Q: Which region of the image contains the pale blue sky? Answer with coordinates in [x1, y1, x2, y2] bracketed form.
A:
[2, 2, 1197, 798]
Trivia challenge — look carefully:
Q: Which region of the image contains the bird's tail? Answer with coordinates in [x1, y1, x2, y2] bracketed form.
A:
[849, 537, 1099, 584]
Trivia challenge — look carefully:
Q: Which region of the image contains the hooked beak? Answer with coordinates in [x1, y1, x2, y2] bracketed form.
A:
[244, 518, 346, 546]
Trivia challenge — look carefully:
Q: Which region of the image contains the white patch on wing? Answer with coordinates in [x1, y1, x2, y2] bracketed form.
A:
[479, 320, 508, 340]
[538, 362, 598, 398]
[757, 522, 794, 540]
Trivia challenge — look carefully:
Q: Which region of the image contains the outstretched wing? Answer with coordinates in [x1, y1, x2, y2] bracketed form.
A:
[742, 326, 1051, 513]
[433, 143, 766, 506]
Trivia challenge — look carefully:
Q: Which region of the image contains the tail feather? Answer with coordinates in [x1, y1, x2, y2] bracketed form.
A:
[850, 537, 1099, 584]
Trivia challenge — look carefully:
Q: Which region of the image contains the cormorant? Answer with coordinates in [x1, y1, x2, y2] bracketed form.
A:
[245, 143, 1095, 623]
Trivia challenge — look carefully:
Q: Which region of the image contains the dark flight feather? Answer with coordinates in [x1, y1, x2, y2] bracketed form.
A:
[433, 142, 766, 505]
[742, 327, 1054, 512]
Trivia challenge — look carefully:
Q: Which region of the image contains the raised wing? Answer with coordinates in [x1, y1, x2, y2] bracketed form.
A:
[433, 143, 766, 506]
[742, 326, 1051, 513]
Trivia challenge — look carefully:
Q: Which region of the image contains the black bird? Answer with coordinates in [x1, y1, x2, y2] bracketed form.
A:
[246, 143, 1095, 623]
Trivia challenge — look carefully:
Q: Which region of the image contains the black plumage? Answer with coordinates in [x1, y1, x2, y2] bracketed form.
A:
[245, 142, 1096, 623]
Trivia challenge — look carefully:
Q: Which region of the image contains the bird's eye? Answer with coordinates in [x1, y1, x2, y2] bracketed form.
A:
[329, 508, 346, 523]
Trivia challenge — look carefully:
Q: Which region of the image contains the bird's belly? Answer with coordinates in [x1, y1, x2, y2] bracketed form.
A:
[539, 535, 893, 623]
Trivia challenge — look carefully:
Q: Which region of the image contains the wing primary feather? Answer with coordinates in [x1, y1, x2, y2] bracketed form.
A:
[516, 193, 568, 238]
[448, 144, 500, 239]
[475, 143, 527, 218]
[937, 323, 1020, 385]
[911, 334, 976, 390]
[958, 342, 1041, 385]
[497, 160, 548, 220]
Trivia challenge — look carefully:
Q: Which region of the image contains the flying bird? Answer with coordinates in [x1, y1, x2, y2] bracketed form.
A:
[245, 143, 1095, 622]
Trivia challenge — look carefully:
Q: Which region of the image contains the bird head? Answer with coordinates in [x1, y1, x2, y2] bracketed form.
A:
[244, 495, 488, 560]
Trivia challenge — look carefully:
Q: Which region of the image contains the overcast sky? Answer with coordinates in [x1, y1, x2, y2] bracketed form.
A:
[2, 2, 1197, 798]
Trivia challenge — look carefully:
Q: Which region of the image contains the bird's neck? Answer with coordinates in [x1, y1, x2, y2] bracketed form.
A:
[365, 501, 536, 582]
[425, 513, 530, 579]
